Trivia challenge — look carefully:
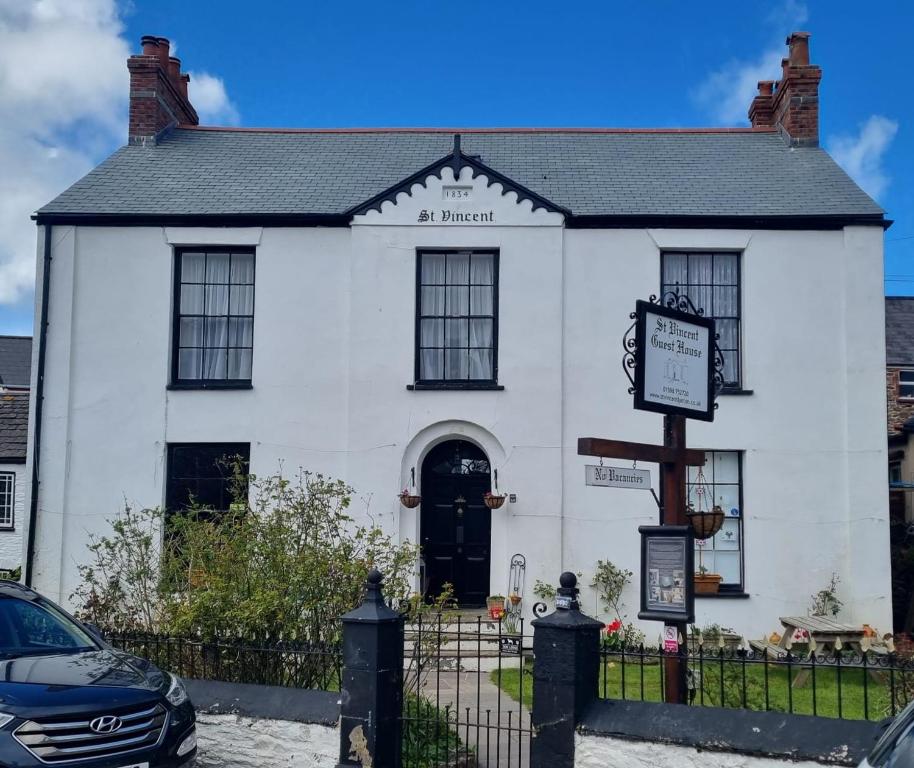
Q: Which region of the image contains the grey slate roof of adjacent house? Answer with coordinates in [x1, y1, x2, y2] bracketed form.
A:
[37, 128, 883, 221]
[0, 336, 32, 389]
[886, 298, 914, 366]
[0, 392, 28, 462]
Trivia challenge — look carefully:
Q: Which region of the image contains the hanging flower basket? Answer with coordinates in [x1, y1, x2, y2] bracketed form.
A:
[398, 491, 421, 509]
[483, 492, 507, 510]
[687, 503, 725, 540]
[487, 595, 506, 620]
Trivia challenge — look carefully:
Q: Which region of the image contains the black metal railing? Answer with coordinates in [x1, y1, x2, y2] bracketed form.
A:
[401, 614, 534, 768]
[597, 643, 914, 721]
[105, 632, 342, 691]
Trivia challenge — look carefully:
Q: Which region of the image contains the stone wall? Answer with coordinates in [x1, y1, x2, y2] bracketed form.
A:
[575, 734, 840, 768]
[195, 713, 336, 768]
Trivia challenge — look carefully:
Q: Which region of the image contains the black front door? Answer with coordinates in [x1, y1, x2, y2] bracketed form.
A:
[421, 440, 492, 607]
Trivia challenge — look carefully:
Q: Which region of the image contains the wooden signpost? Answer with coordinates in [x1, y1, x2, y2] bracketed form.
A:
[579, 292, 724, 704]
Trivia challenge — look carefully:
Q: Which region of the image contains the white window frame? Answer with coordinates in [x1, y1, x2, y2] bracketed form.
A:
[0, 473, 14, 530]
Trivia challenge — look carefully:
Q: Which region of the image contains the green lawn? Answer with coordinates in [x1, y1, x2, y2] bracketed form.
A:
[492, 657, 909, 721]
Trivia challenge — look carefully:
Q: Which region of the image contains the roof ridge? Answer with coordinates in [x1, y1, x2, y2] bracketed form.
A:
[176, 124, 779, 136]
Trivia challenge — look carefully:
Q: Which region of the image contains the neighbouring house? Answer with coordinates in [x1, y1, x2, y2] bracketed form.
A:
[0, 336, 32, 572]
[23, 32, 891, 638]
[887, 297, 914, 516]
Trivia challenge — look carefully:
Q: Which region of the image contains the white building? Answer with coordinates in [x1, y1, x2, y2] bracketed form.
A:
[23, 33, 892, 637]
[0, 335, 31, 572]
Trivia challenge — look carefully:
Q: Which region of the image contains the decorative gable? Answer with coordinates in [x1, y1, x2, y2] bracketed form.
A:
[349, 135, 567, 227]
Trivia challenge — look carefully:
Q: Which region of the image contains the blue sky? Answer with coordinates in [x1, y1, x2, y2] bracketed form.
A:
[0, 0, 910, 335]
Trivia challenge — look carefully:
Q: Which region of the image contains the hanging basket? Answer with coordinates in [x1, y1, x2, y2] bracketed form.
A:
[483, 494, 507, 510]
[687, 504, 725, 540]
[398, 493, 421, 509]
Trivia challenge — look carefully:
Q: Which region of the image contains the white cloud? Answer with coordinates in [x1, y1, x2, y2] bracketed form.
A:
[828, 116, 899, 201]
[693, 0, 808, 126]
[0, 1, 238, 306]
[189, 72, 240, 125]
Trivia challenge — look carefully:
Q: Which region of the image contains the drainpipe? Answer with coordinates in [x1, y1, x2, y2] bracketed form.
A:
[24, 223, 52, 586]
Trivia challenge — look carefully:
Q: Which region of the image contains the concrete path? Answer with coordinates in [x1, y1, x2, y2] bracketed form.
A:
[416, 666, 532, 768]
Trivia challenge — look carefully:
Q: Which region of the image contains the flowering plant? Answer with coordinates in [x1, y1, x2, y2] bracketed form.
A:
[602, 619, 625, 650]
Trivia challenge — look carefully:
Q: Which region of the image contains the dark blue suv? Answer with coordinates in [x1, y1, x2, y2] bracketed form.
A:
[0, 581, 195, 768]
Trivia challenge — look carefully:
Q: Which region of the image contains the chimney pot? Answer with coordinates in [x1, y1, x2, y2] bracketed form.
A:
[758, 80, 774, 96]
[155, 37, 170, 68]
[179, 73, 190, 100]
[141, 35, 159, 56]
[168, 56, 182, 82]
[787, 31, 811, 66]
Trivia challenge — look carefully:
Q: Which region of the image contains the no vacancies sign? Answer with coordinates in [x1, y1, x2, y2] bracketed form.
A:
[633, 300, 716, 422]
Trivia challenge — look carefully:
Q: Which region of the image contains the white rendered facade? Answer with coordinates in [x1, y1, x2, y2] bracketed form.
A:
[24, 166, 891, 638]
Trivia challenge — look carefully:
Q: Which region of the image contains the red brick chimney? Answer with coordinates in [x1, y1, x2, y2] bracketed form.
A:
[127, 35, 198, 144]
[748, 32, 822, 147]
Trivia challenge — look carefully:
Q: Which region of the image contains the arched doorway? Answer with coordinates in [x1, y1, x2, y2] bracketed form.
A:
[421, 439, 492, 607]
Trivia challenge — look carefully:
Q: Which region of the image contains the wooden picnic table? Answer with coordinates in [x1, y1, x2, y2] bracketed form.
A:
[778, 615, 866, 653]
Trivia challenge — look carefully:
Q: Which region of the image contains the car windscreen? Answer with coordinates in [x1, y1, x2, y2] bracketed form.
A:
[0, 596, 97, 657]
[869, 702, 914, 767]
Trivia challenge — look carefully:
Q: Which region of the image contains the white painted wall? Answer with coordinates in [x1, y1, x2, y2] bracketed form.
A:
[0, 463, 24, 571]
[195, 714, 336, 768]
[575, 733, 845, 768]
[25, 168, 891, 640]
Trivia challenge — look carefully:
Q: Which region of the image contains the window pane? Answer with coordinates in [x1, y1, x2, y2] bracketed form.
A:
[714, 484, 740, 513]
[715, 552, 741, 584]
[687, 284, 711, 315]
[445, 319, 468, 347]
[421, 253, 446, 284]
[228, 348, 253, 380]
[714, 253, 739, 285]
[713, 286, 738, 317]
[181, 252, 206, 282]
[469, 319, 493, 347]
[228, 317, 253, 347]
[712, 452, 739, 483]
[420, 348, 444, 379]
[421, 287, 445, 316]
[203, 347, 227, 379]
[206, 285, 229, 316]
[179, 317, 204, 346]
[470, 286, 493, 315]
[180, 284, 205, 314]
[688, 253, 713, 284]
[166, 443, 250, 514]
[901, 371, 914, 382]
[446, 286, 468, 315]
[229, 285, 254, 315]
[662, 253, 688, 289]
[231, 253, 255, 284]
[205, 317, 228, 348]
[420, 319, 443, 347]
[447, 252, 470, 283]
[206, 253, 231, 283]
[470, 254, 494, 284]
[178, 348, 202, 379]
[445, 348, 469, 379]
[469, 348, 493, 380]
[715, 518, 740, 549]
[901, 384, 914, 398]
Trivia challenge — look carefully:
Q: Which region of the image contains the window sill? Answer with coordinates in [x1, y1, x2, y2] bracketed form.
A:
[696, 591, 749, 599]
[719, 389, 753, 396]
[167, 382, 253, 391]
[407, 383, 504, 391]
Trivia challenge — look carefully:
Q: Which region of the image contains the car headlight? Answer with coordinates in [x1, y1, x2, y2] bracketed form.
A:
[0, 713, 12, 729]
[165, 673, 188, 706]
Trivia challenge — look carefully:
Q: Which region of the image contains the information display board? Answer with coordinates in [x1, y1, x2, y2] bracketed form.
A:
[638, 525, 695, 623]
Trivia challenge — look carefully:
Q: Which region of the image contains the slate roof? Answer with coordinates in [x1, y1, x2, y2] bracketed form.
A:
[0, 392, 28, 462]
[37, 128, 883, 221]
[0, 336, 32, 389]
[886, 298, 914, 366]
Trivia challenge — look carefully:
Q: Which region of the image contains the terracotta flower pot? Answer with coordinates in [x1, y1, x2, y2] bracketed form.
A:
[484, 494, 507, 510]
[694, 573, 722, 594]
[398, 493, 421, 509]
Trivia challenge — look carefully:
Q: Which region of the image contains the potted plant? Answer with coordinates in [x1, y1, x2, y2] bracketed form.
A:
[694, 564, 722, 595]
[483, 490, 507, 510]
[398, 488, 421, 509]
[486, 595, 506, 620]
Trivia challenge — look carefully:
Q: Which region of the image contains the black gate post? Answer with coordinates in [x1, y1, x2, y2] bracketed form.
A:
[338, 568, 404, 768]
[531, 572, 603, 768]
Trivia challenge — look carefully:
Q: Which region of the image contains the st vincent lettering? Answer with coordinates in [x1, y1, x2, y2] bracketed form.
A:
[650, 317, 704, 359]
[417, 209, 495, 223]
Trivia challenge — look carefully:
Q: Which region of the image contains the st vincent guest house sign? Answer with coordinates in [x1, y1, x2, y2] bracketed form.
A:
[633, 299, 716, 422]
